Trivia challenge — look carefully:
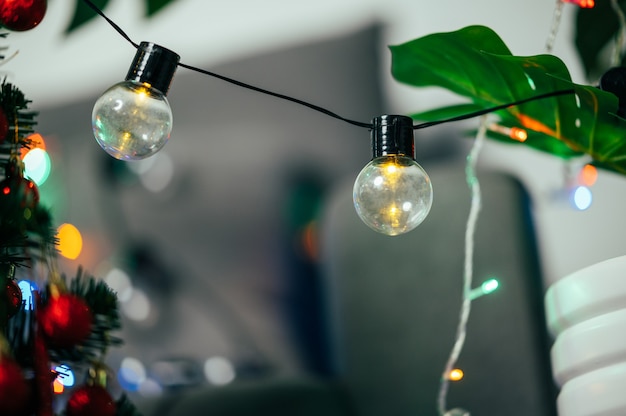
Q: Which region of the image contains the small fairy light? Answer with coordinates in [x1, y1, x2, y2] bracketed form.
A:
[449, 368, 464, 382]
[488, 123, 528, 142]
[563, 0, 595, 8]
[467, 278, 500, 301]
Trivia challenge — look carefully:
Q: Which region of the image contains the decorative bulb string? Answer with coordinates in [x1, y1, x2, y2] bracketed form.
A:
[81, 0, 576, 132]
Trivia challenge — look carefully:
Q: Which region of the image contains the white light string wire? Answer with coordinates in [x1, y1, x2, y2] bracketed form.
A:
[610, 0, 626, 66]
[545, 0, 565, 53]
[436, 115, 488, 416]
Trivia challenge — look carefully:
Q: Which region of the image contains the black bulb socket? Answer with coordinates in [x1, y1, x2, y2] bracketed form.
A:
[126, 42, 180, 95]
[371, 115, 415, 159]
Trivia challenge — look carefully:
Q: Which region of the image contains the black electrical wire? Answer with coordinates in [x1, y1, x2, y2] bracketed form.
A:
[82, 0, 576, 131]
[412, 88, 576, 130]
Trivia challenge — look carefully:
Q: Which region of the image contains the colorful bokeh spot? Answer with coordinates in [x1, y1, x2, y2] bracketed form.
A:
[56, 223, 83, 260]
[578, 164, 598, 187]
[563, 0, 594, 8]
[23, 148, 51, 186]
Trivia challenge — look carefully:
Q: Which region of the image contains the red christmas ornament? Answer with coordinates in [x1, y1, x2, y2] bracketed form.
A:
[66, 385, 116, 416]
[0, 355, 30, 416]
[0, 175, 40, 209]
[0, 109, 8, 144]
[5, 278, 22, 318]
[39, 293, 92, 348]
[0, 0, 47, 31]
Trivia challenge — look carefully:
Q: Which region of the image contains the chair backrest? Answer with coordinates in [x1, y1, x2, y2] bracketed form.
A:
[320, 159, 557, 416]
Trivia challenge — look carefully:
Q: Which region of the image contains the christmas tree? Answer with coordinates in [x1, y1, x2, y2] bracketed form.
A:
[0, 2, 140, 415]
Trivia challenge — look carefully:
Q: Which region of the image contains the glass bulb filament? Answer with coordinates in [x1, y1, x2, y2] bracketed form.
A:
[353, 155, 433, 236]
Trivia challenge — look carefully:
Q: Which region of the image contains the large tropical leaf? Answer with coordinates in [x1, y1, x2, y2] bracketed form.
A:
[390, 25, 626, 176]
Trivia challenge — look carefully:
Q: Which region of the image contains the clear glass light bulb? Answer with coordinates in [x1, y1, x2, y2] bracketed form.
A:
[92, 80, 173, 161]
[353, 155, 433, 236]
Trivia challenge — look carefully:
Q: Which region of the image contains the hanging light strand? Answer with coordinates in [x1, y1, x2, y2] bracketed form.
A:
[81, 0, 575, 133]
[436, 115, 488, 416]
[545, 0, 565, 53]
[610, 0, 626, 67]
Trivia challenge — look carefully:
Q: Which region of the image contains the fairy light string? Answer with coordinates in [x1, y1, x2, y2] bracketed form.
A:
[436, 115, 487, 416]
[610, 0, 626, 67]
[545, 0, 565, 53]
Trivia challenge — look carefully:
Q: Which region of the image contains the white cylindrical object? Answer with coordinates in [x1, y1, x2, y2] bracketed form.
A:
[558, 361, 626, 416]
[545, 255, 626, 337]
[551, 308, 626, 387]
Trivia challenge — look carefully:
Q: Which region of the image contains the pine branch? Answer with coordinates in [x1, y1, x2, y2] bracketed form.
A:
[116, 394, 144, 416]
[46, 268, 123, 364]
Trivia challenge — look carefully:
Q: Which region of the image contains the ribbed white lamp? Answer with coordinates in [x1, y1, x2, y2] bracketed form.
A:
[545, 255, 626, 416]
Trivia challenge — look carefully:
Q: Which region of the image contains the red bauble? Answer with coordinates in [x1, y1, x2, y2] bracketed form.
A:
[0, 0, 47, 31]
[0, 109, 8, 144]
[0, 175, 39, 209]
[39, 294, 92, 348]
[5, 279, 22, 318]
[66, 385, 116, 416]
[0, 355, 30, 416]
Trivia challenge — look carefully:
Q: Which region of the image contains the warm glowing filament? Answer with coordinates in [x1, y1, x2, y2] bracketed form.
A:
[386, 164, 398, 174]
[449, 368, 464, 381]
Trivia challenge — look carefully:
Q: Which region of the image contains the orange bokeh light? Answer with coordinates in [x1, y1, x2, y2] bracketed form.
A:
[56, 223, 83, 260]
[20, 133, 46, 159]
[578, 164, 598, 187]
[53, 378, 64, 394]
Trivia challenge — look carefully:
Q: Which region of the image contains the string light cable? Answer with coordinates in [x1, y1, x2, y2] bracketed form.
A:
[81, 0, 575, 134]
[610, 0, 626, 67]
[436, 115, 488, 416]
[545, 0, 565, 54]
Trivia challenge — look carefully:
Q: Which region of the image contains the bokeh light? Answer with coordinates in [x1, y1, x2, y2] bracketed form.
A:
[104, 268, 133, 303]
[572, 186, 592, 211]
[23, 148, 51, 186]
[118, 357, 147, 391]
[56, 223, 83, 260]
[204, 357, 236, 386]
[578, 164, 598, 187]
[121, 289, 151, 322]
[20, 133, 46, 158]
[18, 280, 37, 310]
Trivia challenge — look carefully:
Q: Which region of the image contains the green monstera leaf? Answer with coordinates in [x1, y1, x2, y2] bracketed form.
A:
[391, 25, 626, 176]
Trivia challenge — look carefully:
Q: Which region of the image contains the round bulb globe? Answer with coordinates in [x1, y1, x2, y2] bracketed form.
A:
[353, 155, 433, 236]
[92, 81, 173, 161]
